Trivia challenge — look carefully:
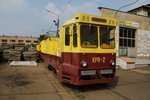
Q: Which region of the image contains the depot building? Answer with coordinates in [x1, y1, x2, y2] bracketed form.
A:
[0, 35, 39, 46]
[98, 4, 150, 60]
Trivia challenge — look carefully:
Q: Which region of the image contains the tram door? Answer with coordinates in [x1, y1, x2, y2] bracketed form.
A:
[64, 25, 72, 64]
[64, 24, 78, 65]
[69, 24, 77, 64]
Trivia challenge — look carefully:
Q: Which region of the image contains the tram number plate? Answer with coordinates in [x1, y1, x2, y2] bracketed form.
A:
[100, 69, 113, 74]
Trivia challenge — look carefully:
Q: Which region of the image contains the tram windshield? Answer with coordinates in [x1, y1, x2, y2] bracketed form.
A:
[80, 24, 115, 49]
[100, 26, 115, 49]
[80, 25, 98, 48]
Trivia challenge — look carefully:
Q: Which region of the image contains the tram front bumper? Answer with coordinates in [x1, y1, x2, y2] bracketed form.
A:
[75, 78, 115, 86]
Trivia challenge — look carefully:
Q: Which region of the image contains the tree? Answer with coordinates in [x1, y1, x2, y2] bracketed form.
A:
[38, 34, 47, 42]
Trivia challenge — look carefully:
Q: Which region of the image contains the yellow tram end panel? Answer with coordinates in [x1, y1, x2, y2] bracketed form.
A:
[40, 40, 45, 53]
[40, 13, 117, 57]
[75, 13, 116, 26]
[40, 37, 60, 56]
[36, 44, 40, 52]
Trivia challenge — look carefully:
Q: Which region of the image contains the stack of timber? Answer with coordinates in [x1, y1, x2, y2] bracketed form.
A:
[23, 45, 37, 61]
[9, 44, 14, 49]
[8, 49, 17, 62]
[8, 44, 25, 62]
[0, 47, 3, 61]
[1, 43, 38, 62]
[28, 45, 36, 51]
[2, 44, 9, 49]
[15, 49, 23, 61]
[14, 43, 25, 50]
[23, 51, 37, 61]
[9, 49, 23, 62]
[2, 44, 10, 60]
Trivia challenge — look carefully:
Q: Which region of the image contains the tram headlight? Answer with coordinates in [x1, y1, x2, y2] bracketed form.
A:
[110, 60, 115, 67]
[81, 61, 87, 68]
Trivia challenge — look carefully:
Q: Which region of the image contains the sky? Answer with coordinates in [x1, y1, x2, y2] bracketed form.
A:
[0, 0, 150, 37]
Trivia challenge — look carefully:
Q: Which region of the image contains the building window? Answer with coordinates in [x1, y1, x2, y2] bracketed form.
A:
[2, 39, 7, 43]
[119, 48, 127, 56]
[26, 40, 31, 43]
[18, 40, 24, 42]
[119, 27, 136, 47]
[10, 40, 16, 42]
[33, 40, 38, 43]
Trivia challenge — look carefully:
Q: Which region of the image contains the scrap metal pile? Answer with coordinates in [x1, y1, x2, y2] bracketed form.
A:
[1, 43, 38, 62]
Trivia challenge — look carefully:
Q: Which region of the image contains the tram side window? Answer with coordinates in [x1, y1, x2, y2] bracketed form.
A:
[73, 24, 77, 47]
[100, 26, 115, 49]
[65, 27, 70, 46]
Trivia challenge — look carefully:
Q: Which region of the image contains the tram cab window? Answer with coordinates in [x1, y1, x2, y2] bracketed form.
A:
[80, 25, 98, 48]
[73, 24, 77, 47]
[100, 26, 115, 49]
[65, 27, 70, 46]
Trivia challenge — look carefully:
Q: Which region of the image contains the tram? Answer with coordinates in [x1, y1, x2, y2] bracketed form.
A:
[37, 13, 116, 85]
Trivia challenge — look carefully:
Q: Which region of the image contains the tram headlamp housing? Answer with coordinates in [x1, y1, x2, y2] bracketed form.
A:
[110, 60, 115, 67]
[81, 61, 87, 68]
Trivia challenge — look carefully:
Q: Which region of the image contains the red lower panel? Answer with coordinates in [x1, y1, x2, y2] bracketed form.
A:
[40, 52, 116, 85]
[76, 78, 114, 85]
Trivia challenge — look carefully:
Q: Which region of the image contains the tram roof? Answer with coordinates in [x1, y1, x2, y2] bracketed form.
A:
[63, 13, 116, 26]
[63, 18, 75, 26]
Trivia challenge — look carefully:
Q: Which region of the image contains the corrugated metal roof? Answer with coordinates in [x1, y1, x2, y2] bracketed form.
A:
[128, 4, 150, 12]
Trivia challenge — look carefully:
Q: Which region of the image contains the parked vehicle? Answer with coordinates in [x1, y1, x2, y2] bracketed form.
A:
[37, 13, 116, 85]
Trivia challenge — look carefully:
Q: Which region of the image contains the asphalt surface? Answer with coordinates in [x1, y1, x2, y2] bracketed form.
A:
[0, 62, 150, 100]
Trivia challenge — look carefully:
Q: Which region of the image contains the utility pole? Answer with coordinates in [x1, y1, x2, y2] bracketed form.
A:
[46, 10, 59, 37]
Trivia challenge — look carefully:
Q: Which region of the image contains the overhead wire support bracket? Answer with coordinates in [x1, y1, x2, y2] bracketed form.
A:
[114, 0, 139, 18]
[46, 10, 59, 37]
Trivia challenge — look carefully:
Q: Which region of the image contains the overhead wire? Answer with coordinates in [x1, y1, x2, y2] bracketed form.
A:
[59, 0, 72, 24]
[61, 0, 72, 13]
[114, 0, 139, 18]
[48, 23, 54, 31]
[58, 0, 73, 27]
[47, 0, 72, 34]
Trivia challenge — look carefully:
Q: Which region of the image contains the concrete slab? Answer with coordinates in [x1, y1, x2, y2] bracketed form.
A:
[80, 89, 126, 100]
[0, 96, 10, 100]
[131, 69, 150, 74]
[133, 58, 150, 65]
[10, 61, 37, 66]
[0, 63, 61, 100]
[112, 82, 150, 100]
[116, 69, 150, 86]
[9, 93, 61, 100]
[118, 57, 135, 69]
[9, 81, 57, 94]
[0, 83, 11, 95]
[117, 58, 150, 68]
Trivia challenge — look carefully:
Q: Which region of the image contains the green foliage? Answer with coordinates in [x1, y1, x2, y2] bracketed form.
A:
[38, 34, 47, 42]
